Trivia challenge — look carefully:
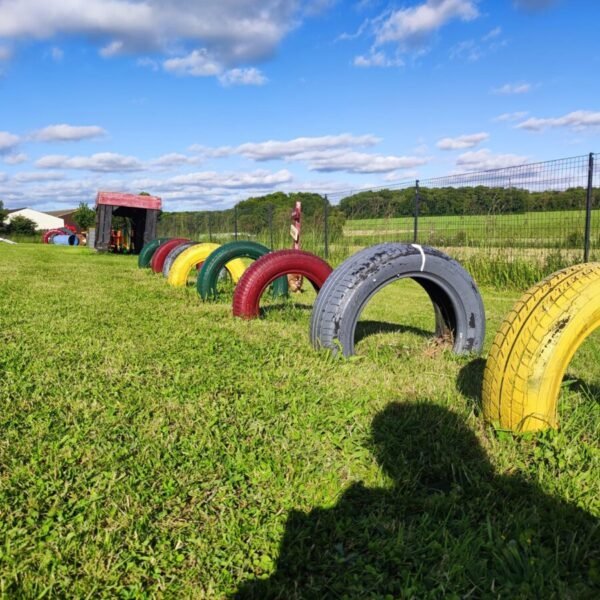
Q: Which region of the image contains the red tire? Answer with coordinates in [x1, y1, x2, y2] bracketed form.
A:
[150, 238, 190, 274]
[232, 249, 333, 319]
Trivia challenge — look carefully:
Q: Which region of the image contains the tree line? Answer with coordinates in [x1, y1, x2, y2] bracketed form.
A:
[337, 186, 599, 219]
[158, 192, 346, 238]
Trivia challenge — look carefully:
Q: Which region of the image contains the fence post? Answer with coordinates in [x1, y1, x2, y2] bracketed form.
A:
[207, 213, 212, 243]
[323, 195, 329, 259]
[268, 204, 274, 249]
[234, 205, 238, 241]
[584, 152, 594, 262]
[413, 180, 420, 244]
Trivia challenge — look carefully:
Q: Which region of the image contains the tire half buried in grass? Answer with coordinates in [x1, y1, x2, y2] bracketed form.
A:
[138, 238, 169, 268]
[197, 240, 288, 300]
[310, 243, 485, 357]
[232, 249, 332, 319]
[167, 242, 246, 288]
[150, 238, 190, 274]
[162, 241, 198, 278]
[483, 262, 600, 432]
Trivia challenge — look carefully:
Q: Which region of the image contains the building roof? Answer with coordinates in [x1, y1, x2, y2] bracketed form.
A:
[96, 191, 161, 210]
[5, 208, 65, 230]
[46, 209, 78, 217]
[6, 207, 26, 214]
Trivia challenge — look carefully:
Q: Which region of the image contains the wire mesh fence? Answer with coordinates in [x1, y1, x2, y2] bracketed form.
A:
[157, 194, 332, 259]
[157, 152, 599, 287]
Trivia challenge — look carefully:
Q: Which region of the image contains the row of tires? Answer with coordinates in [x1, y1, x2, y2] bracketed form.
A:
[138, 238, 313, 313]
[139, 237, 600, 434]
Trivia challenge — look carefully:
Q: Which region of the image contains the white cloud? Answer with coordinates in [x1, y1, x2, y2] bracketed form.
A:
[150, 153, 202, 168]
[493, 111, 528, 122]
[10, 179, 100, 204]
[218, 67, 267, 86]
[100, 40, 124, 57]
[492, 82, 532, 95]
[50, 46, 63, 61]
[169, 169, 293, 189]
[32, 124, 107, 142]
[353, 51, 403, 68]
[3, 152, 28, 165]
[0, 1, 314, 67]
[231, 134, 380, 161]
[482, 26, 501, 41]
[163, 52, 268, 84]
[0, 131, 20, 153]
[437, 132, 489, 150]
[375, 0, 479, 49]
[301, 150, 429, 173]
[516, 110, 600, 132]
[383, 169, 419, 182]
[187, 144, 235, 158]
[0, 45, 12, 61]
[456, 149, 529, 170]
[14, 171, 65, 182]
[188, 133, 424, 174]
[163, 49, 221, 77]
[35, 152, 144, 172]
[336, 18, 371, 43]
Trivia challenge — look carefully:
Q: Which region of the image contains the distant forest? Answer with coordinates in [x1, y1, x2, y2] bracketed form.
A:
[337, 186, 599, 219]
[158, 192, 345, 237]
[158, 186, 599, 236]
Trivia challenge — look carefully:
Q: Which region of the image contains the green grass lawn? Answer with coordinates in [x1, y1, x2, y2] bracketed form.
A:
[1, 245, 598, 598]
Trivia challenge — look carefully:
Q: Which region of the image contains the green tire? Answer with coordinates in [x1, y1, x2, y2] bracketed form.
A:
[138, 238, 170, 268]
[197, 241, 288, 300]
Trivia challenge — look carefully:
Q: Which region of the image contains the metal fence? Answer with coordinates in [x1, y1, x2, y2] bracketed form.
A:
[157, 152, 599, 286]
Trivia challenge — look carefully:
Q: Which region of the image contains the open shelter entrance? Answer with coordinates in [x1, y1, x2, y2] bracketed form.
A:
[94, 192, 162, 254]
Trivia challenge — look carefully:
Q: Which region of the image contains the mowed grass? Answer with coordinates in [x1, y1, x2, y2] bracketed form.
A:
[0, 245, 598, 598]
[344, 209, 600, 250]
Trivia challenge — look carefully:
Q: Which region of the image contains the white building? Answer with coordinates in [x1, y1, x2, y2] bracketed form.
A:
[5, 208, 64, 231]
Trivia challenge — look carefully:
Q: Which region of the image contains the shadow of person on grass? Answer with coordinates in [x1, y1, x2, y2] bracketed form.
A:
[456, 357, 486, 412]
[234, 402, 599, 599]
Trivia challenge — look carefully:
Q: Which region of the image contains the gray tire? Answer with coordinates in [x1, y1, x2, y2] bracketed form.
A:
[162, 241, 198, 278]
[310, 243, 485, 357]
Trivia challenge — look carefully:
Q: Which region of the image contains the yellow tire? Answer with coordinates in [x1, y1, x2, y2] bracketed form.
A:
[483, 263, 600, 432]
[167, 243, 246, 288]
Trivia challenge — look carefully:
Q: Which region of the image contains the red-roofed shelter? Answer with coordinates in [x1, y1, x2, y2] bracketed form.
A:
[94, 191, 162, 253]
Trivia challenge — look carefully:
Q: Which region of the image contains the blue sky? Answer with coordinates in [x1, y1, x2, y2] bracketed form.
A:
[0, 0, 598, 211]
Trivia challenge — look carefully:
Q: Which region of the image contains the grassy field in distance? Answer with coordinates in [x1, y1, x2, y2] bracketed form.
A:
[343, 209, 600, 249]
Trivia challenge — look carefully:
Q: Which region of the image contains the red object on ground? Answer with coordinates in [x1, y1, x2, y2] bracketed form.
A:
[150, 238, 190, 273]
[96, 191, 162, 211]
[42, 229, 65, 244]
[232, 249, 333, 319]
